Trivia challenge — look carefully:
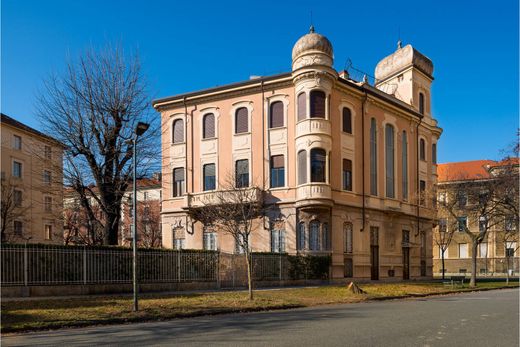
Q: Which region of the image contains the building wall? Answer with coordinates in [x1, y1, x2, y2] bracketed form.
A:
[1, 119, 64, 244]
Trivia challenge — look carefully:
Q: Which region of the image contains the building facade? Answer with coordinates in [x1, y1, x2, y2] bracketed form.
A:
[434, 160, 519, 276]
[153, 28, 442, 280]
[1, 113, 65, 244]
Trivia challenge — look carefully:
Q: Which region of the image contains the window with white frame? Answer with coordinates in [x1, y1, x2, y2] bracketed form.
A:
[13, 135, 22, 150]
[478, 216, 487, 232]
[479, 242, 488, 258]
[309, 220, 320, 251]
[506, 242, 516, 257]
[459, 243, 468, 258]
[270, 228, 286, 253]
[235, 233, 248, 254]
[173, 228, 185, 250]
[235, 159, 249, 188]
[439, 247, 449, 259]
[203, 227, 217, 251]
[172, 168, 185, 197]
[297, 222, 306, 250]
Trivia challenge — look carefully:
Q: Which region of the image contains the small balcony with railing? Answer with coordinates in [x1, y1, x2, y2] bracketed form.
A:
[185, 187, 263, 209]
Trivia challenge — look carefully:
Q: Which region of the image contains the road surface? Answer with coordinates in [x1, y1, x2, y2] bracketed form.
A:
[3, 288, 519, 346]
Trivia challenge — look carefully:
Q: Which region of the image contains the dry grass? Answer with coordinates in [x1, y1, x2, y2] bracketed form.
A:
[2, 281, 517, 333]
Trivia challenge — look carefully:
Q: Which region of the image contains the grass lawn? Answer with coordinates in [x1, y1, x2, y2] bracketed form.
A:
[2, 281, 518, 333]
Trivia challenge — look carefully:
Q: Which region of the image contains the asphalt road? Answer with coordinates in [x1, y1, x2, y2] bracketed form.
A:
[3, 288, 519, 347]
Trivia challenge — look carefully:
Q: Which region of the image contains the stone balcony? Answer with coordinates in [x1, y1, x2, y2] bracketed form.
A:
[296, 118, 331, 138]
[185, 187, 262, 209]
[295, 183, 333, 207]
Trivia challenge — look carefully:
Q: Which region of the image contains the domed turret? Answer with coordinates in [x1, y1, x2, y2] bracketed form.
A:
[292, 26, 334, 71]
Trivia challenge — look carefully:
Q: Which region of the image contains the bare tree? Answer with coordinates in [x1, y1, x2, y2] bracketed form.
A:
[1, 178, 31, 242]
[37, 45, 158, 245]
[433, 214, 456, 279]
[121, 198, 162, 248]
[187, 174, 264, 300]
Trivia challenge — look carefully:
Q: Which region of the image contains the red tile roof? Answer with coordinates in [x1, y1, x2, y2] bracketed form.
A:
[437, 160, 495, 182]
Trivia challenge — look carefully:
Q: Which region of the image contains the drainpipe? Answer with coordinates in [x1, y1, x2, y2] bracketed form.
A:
[415, 116, 423, 236]
[261, 80, 265, 190]
[183, 97, 189, 193]
[361, 90, 368, 232]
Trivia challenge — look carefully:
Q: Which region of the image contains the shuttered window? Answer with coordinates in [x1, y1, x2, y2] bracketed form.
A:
[297, 93, 306, 121]
[310, 148, 326, 183]
[269, 101, 284, 128]
[370, 118, 377, 195]
[235, 107, 248, 134]
[342, 159, 352, 191]
[203, 113, 215, 139]
[203, 163, 216, 191]
[270, 155, 285, 188]
[235, 159, 249, 188]
[385, 124, 395, 198]
[310, 90, 326, 118]
[297, 150, 307, 185]
[172, 119, 184, 143]
[402, 131, 408, 200]
[173, 168, 185, 197]
[342, 108, 352, 134]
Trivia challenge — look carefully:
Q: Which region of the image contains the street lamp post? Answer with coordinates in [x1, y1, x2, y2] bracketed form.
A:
[132, 121, 150, 312]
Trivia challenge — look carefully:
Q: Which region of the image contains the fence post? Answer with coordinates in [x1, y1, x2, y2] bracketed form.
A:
[232, 253, 235, 289]
[177, 250, 181, 283]
[216, 251, 221, 289]
[23, 242, 28, 286]
[83, 246, 87, 285]
[279, 253, 282, 285]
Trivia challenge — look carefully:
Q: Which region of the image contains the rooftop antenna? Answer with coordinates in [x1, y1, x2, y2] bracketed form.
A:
[397, 27, 402, 50]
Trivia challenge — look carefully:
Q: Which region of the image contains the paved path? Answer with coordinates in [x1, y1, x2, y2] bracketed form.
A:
[3, 289, 519, 346]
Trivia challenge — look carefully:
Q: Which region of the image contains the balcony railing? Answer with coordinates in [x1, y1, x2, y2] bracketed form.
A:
[296, 183, 332, 202]
[186, 187, 262, 208]
[296, 118, 331, 138]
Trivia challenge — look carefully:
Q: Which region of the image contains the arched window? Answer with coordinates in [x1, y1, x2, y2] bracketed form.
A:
[235, 107, 248, 134]
[432, 143, 437, 164]
[370, 118, 377, 195]
[310, 90, 326, 118]
[322, 223, 330, 251]
[402, 131, 408, 200]
[419, 138, 426, 161]
[342, 107, 352, 134]
[172, 119, 184, 143]
[269, 101, 284, 128]
[310, 148, 326, 182]
[203, 113, 215, 139]
[385, 124, 395, 198]
[419, 92, 425, 115]
[297, 92, 306, 121]
[309, 220, 320, 251]
[297, 222, 306, 250]
[297, 150, 307, 185]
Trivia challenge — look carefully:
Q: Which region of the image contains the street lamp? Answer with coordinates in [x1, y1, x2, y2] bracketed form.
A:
[131, 121, 149, 311]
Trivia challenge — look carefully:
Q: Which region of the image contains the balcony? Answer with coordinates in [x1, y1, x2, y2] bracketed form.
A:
[295, 183, 333, 207]
[296, 118, 331, 138]
[186, 187, 262, 209]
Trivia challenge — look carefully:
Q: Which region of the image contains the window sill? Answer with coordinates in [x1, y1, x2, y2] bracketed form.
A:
[201, 137, 217, 141]
[268, 126, 287, 131]
[234, 132, 251, 136]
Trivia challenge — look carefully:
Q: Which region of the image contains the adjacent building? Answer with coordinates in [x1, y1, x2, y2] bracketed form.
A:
[0, 113, 65, 244]
[434, 159, 519, 276]
[153, 28, 442, 280]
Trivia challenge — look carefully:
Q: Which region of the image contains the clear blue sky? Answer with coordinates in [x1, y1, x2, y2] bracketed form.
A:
[2, 0, 518, 162]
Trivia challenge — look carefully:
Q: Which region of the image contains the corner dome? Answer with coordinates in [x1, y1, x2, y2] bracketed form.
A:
[291, 26, 334, 62]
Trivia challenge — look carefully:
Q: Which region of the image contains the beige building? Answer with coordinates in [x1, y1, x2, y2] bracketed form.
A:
[153, 28, 442, 280]
[434, 160, 519, 276]
[1, 113, 64, 244]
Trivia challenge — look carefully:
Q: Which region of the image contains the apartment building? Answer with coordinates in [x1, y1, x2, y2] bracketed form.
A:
[1, 113, 64, 244]
[153, 27, 442, 280]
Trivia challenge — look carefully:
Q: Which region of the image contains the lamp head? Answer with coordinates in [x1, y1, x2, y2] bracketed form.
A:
[135, 122, 150, 137]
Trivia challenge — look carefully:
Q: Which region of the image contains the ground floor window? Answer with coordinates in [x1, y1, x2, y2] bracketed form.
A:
[270, 229, 286, 253]
[173, 228, 185, 250]
[298, 219, 330, 252]
[203, 227, 217, 251]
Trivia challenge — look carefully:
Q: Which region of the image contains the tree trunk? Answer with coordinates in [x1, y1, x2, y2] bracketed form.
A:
[470, 240, 478, 287]
[103, 211, 120, 245]
[245, 251, 253, 300]
[441, 250, 446, 280]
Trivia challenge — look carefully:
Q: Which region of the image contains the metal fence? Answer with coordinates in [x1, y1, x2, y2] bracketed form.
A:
[0, 245, 218, 286]
[433, 257, 520, 276]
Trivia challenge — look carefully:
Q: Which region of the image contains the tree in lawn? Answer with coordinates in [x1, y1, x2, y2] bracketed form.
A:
[0, 178, 31, 242]
[37, 45, 158, 245]
[187, 174, 264, 300]
[433, 211, 456, 280]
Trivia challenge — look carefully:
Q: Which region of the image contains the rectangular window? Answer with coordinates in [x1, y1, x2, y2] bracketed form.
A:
[13, 161, 22, 178]
[44, 196, 52, 212]
[478, 216, 487, 232]
[457, 192, 467, 208]
[370, 118, 377, 195]
[44, 145, 52, 160]
[370, 226, 379, 246]
[419, 139, 426, 161]
[45, 224, 53, 240]
[459, 243, 468, 258]
[344, 223, 353, 254]
[432, 143, 437, 164]
[457, 216, 467, 232]
[297, 93, 306, 121]
[14, 221, 23, 235]
[143, 192, 149, 201]
[342, 108, 352, 134]
[505, 215, 516, 231]
[14, 189, 23, 207]
[297, 150, 307, 185]
[173, 168, 185, 197]
[173, 229, 185, 250]
[270, 229, 286, 253]
[235, 159, 249, 188]
[13, 135, 22, 150]
[385, 124, 395, 198]
[43, 170, 52, 185]
[269, 101, 284, 128]
[479, 243, 488, 258]
[203, 164, 216, 191]
[419, 180, 426, 205]
[402, 230, 410, 245]
[342, 159, 353, 191]
[439, 247, 449, 259]
[402, 131, 408, 200]
[506, 242, 516, 257]
[203, 228, 217, 251]
[439, 218, 447, 233]
[297, 222, 306, 250]
[270, 155, 285, 188]
[235, 107, 249, 134]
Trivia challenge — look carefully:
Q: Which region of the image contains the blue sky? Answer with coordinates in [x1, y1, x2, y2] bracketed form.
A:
[2, 0, 518, 162]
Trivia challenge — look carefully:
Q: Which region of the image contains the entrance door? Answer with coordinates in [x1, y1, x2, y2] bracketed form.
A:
[370, 227, 379, 280]
[403, 247, 410, 280]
